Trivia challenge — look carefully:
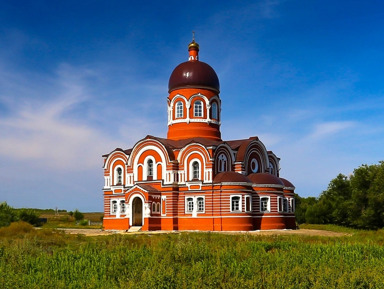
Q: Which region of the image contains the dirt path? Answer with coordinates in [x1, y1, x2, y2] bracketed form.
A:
[59, 228, 349, 237]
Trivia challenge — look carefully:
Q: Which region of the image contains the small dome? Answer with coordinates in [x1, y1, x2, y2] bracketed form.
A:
[214, 172, 251, 183]
[168, 61, 220, 93]
[248, 173, 284, 186]
[280, 178, 295, 189]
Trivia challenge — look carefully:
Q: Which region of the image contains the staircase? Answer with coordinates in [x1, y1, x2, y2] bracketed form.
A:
[128, 226, 142, 233]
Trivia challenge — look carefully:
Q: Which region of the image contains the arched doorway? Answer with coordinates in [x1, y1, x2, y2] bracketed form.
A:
[132, 197, 143, 226]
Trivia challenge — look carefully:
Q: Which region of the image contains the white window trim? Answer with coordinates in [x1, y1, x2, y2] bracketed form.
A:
[290, 198, 295, 213]
[176, 101, 183, 118]
[277, 196, 283, 213]
[244, 195, 252, 212]
[189, 158, 202, 181]
[260, 196, 271, 213]
[110, 198, 126, 217]
[114, 165, 124, 186]
[283, 197, 289, 213]
[184, 196, 205, 216]
[230, 195, 242, 213]
[194, 100, 203, 117]
[218, 153, 227, 173]
[143, 156, 157, 180]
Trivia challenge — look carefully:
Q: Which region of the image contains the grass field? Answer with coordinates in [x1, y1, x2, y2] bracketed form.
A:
[1, 222, 384, 288]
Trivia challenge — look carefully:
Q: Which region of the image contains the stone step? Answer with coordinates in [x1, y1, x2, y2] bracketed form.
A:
[128, 226, 142, 232]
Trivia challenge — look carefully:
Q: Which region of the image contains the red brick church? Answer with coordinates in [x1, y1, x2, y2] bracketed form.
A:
[102, 39, 296, 231]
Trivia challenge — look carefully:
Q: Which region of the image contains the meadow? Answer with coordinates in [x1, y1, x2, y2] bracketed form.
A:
[1, 222, 384, 289]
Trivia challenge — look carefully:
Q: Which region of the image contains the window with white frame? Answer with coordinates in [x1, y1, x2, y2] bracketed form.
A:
[120, 200, 126, 213]
[211, 102, 218, 119]
[176, 101, 183, 118]
[116, 167, 123, 185]
[218, 153, 227, 172]
[111, 200, 118, 214]
[278, 197, 283, 212]
[260, 197, 270, 212]
[147, 159, 153, 177]
[192, 161, 200, 180]
[290, 198, 295, 212]
[231, 196, 241, 212]
[157, 202, 161, 213]
[185, 196, 205, 214]
[197, 197, 204, 213]
[194, 100, 203, 117]
[283, 198, 288, 212]
[186, 197, 194, 213]
[152, 202, 156, 213]
[245, 195, 252, 212]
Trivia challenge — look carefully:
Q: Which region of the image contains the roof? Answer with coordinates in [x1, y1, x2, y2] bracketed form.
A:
[168, 60, 220, 93]
[280, 178, 295, 189]
[213, 171, 252, 184]
[248, 173, 284, 186]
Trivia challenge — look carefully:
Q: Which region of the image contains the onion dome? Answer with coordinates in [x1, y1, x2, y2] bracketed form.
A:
[214, 172, 251, 184]
[280, 178, 295, 189]
[168, 40, 220, 93]
[248, 173, 284, 186]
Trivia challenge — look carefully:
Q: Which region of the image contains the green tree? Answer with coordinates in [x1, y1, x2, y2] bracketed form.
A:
[0, 202, 18, 227]
[73, 209, 84, 221]
[18, 209, 41, 227]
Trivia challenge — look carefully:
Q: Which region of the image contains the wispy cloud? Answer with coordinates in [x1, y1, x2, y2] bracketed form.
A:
[308, 121, 356, 140]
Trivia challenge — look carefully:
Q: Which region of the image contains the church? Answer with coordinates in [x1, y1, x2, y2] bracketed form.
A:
[102, 39, 296, 231]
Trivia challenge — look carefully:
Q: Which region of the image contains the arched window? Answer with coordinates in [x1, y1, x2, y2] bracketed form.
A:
[192, 161, 199, 180]
[116, 167, 122, 185]
[211, 102, 218, 119]
[176, 101, 183, 118]
[152, 202, 156, 213]
[218, 154, 227, 172]
[194, 100, 203, 117]
[147, 159, 153, 177]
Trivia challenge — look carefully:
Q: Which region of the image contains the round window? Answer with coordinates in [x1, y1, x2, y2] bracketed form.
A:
[250, 158, 259, 173]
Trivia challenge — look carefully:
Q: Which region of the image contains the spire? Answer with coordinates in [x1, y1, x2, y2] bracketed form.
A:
[188, 31, 199, 61]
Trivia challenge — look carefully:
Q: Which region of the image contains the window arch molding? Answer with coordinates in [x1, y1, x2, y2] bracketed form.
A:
[244, 143, 269, 174]
[131, 144, 168, 182]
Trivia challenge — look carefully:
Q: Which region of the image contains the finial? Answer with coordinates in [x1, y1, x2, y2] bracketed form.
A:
[188, 32, 199, 61]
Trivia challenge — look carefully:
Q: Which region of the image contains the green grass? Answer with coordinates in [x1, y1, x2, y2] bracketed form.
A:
[1, 222, 384, 288]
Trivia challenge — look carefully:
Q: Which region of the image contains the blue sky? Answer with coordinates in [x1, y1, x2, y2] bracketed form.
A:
[1, 0, 383, 211]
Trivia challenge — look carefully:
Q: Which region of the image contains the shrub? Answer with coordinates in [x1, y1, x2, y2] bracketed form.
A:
[73, 209, 84, 221]
[0, 202, 18, 228]
[18, 209, 41, 227]
[79, 219, 89, 226]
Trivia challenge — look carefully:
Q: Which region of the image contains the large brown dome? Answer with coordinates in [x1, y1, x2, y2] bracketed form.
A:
[168, 60, 220, 93]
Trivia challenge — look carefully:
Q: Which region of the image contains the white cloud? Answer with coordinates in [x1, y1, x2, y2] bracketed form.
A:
[307, 121, 356, 140]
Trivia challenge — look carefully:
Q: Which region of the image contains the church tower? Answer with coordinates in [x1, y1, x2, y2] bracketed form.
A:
[167, 39, 222, 141]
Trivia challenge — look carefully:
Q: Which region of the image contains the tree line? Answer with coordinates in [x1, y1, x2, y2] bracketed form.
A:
[296, 161, 384, 230]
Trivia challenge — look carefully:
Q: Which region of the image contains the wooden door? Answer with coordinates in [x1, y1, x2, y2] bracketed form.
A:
[132, 197, 143, 226]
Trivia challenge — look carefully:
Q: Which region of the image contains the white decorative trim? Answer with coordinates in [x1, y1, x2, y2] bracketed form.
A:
[128, 193, 146, 226]
[186, 181, 202, 190]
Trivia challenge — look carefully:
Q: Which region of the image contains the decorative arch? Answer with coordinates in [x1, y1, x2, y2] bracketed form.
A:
[213, 144, 234, 174]
[127, 192, 146, 227]
[243, 141, 269, 175]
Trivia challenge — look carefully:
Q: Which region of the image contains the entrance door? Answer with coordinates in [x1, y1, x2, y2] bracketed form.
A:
[132, 197, 143, 226]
